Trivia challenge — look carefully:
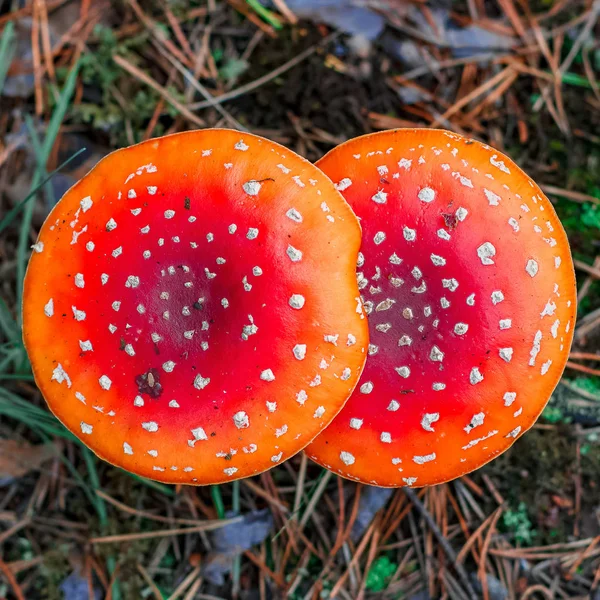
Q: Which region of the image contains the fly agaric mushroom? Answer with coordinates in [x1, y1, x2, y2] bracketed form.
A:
[23, 129, 368, 484]
[306, 129, 576, 487]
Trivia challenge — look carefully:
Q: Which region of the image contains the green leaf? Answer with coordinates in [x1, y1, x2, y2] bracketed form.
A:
[542, 405, 569, 424]
[219, 58, 249, 83]
[581, 203, 600, 230]
[366, 556, 397, 592]
[502, 502, 536, 545]
[572, 377, 600, 396]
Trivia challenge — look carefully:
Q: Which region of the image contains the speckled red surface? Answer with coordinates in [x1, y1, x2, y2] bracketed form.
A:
[23, 129, 368, 484]
[307, 129, 576, 487]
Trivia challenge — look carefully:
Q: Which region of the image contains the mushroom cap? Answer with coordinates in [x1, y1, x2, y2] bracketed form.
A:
[306, 128, 576, 488]
[23, 129, 368, 485]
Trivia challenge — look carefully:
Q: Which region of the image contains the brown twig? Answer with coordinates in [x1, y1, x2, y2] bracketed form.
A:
[0, 0, 66, 26]
[272, 0, 297, 24]
[154, 42, 246, 131]
[565, 361, 600, 377]
[137, 563, 163, 600]
[163, 5, 196, 64]
[0, 519, 31, 545]
[574, 259, 600, 279]
[577, 256, 600, 304]
[477, 507, 503, 600]
[0, 558, 25, 600]
[329, 519, 377, 599]
[90, 517, 243, 544]
[298, 470, 332, 530]
[188, 31, 341, 110]
[356, 519, 381, 600]
[95, 490, 215, 525]
[31, 0, 44, 116]
[431, 67, 516, 127]
[404, 488, 479, 600]
[457, 508, 500, 564]
[541, 184, 600, 206]
[126, 0, 194, 68]
[569, 352, 600, 361]
[112, 54, 205, 128]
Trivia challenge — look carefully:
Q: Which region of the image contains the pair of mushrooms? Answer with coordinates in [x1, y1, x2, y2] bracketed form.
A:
[23, 128, 576, 488]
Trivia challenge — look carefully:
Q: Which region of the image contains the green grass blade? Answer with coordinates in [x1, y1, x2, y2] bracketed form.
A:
[245, 0, 283, 29]
[25, 114, 56, 208]
[0, 374, 34, 381]
[126, 473, 175, 496]
[0, 297, 20, 343]
[16, 61, 80, 313]
[0, 388, 174, 497]
[60, 453, 99, 509]
[0, 347, 25, 374]
[42, 62, 81, 158]
[211, 485, 226, 519]
[0, 389, 75, 440]
[56, 453, 121, 599]
[0, 22, 15, 92]
[0, 146, 86, 235]
[106, 556, 121, 600]
[561, 71, 594, 89]
[83, 448, 108, 526]
[232, 480, 241, 595]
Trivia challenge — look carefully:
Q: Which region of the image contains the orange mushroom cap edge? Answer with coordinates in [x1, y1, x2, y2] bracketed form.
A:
[23, 129, 369, 485]
[306, 128, 576, 488]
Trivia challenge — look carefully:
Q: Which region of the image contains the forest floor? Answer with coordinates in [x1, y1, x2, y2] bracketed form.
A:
[0, 1, 599, 599]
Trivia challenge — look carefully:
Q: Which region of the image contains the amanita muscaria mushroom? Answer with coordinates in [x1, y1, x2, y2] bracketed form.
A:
[306, 128, 576, 487]
[23, 129, 368, 484]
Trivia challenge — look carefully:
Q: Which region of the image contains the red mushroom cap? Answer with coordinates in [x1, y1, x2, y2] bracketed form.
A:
[306, 128, 576, 487]
[23, 129, 368, 484]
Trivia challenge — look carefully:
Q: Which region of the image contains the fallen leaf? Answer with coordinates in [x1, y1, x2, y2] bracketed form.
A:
[0, 439, 60, 482]
[203, 508, 273, 585]
[60, 570, 102, 600]
[551, 494, 574, 509]
[351, 486, 394, 542]
[283, 0, 386, 40]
